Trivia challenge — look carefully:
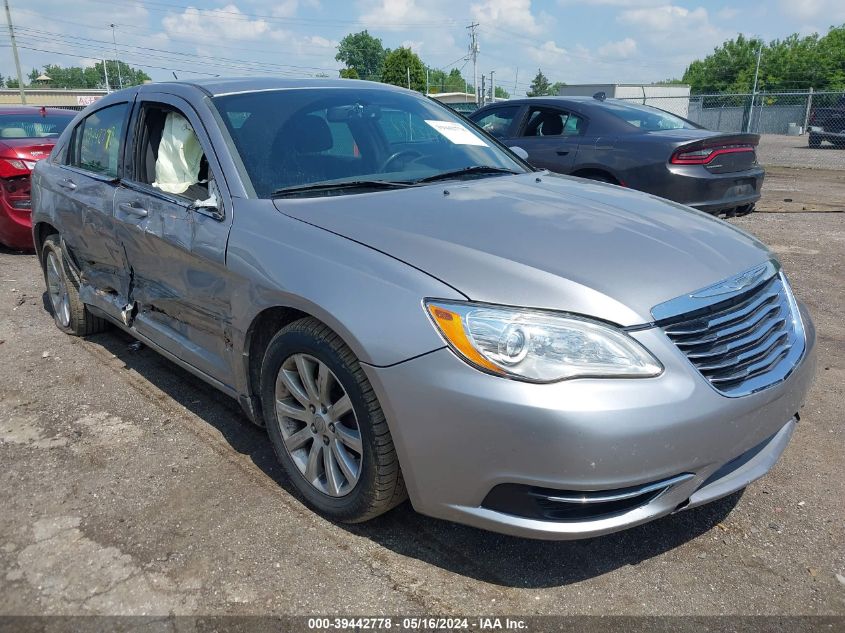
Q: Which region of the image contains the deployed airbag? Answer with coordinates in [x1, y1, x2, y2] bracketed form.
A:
[153, 112, 203, 194]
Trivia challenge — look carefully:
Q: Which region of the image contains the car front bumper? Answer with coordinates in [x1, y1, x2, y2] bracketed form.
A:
[363, 303, 816, 540]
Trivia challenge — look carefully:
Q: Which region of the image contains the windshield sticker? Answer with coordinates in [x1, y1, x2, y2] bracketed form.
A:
[424, 120, 489, 146]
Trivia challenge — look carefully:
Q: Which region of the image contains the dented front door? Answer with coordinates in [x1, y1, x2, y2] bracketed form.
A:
[112, 93, 236, 389]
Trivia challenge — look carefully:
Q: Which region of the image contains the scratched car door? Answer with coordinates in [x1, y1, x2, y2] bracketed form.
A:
[112, 92, 236, 388]
[45, 101, 132, 319]
[512, 106, 584, 173]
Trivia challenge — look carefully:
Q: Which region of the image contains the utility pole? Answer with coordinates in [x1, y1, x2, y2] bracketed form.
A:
[102, 58, 111, 93]
[514, 68, 518, 98]
[425, 67, 429, 95]
[110, 24, 123, 89]
[4, 0, 26, 104]
[467, 22, 479, 104]
[747, 43, 762, 133]
[406, 66, 410, 90]
[490, 70, 495, 103]
[480, 74, 486, 107]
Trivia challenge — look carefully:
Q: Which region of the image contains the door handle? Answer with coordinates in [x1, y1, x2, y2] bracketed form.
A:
[556, 150, 570, 156]
[58, 178, 77, 191]
[118, 202, 148, 218]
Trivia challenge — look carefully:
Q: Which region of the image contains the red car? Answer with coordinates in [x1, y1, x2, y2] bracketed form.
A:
[0, 106, 76, 249]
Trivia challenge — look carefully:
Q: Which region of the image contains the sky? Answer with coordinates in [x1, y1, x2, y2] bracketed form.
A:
[4, 0, 845, 96]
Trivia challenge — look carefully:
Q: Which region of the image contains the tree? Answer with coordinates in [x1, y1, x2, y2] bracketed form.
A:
[23, 62, 150, 89]
[549, 81, 566, 96]
[381, 47, 426, 92]
[681, 25, 845, 93]
[339, 67, 359, 79]
[427, 67, 472, 94]
[335, 30, 387, 81]
[526, 69, 551, 97]
[494, 85, 510, 99]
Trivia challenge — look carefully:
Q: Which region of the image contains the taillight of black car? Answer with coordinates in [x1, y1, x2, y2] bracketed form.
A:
[670, 134, 760, 174]
[670, 145, 756, 165]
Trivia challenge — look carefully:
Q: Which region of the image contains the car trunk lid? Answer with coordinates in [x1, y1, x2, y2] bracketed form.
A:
[669, 133, 760, 174]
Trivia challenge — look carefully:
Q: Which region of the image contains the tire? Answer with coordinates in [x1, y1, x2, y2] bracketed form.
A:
[808, 133, 821, 148]
[260, 317, 406, 522]
[41, 235, 107, 336]
[582, 173, 615, 184]
[736, 203, 755, 217]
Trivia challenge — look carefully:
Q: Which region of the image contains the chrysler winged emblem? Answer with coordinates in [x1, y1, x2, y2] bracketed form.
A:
[690, 263, 769, 299]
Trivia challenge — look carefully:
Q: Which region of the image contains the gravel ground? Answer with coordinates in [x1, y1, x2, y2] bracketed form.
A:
[0, 213, 843, 618]
[757, 134, 845, 171]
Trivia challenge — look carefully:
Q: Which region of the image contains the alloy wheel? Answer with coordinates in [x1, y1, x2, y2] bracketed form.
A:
[274, 353, 363, 497]
[46, 250, 71, 328]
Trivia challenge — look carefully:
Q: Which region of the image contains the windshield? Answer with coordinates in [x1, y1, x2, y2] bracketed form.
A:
[212, 87, 527, 197]
[0, 113, 74, 139]
[601, 101, 699, 131]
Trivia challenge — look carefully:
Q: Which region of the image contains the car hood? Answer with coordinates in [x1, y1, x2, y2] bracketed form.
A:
[274, 173, 772, 326]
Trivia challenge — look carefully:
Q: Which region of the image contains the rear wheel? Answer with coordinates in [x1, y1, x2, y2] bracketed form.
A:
[260, 317, 406, 522]
[808, 133, 821, 148]
[578, 172, 616, 184]
[41, 235, 107, 336]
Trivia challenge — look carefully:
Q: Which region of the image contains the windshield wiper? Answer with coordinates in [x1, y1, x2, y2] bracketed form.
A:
[413, 165, 520, 184]
[271, 179, 416, 198]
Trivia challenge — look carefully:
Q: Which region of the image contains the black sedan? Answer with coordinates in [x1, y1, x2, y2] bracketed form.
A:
[470, 96, 763, 216]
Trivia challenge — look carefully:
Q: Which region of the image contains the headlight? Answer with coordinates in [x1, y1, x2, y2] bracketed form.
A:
[425, 300, 662, 382]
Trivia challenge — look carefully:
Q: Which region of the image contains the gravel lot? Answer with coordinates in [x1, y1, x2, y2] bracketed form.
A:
[755, 135, 845, 213]
[757, 134, 845, 171]
[1, 212, 843, 618]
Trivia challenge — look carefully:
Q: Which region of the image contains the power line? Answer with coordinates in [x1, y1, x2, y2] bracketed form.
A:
[14, 26, 341, 73]
[84, 0, 463, 29]
[4, 44, 221, 76]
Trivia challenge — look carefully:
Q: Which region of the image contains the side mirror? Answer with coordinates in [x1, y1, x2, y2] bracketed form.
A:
[510, 146, 529, 161]
[190, 180, 224, 220]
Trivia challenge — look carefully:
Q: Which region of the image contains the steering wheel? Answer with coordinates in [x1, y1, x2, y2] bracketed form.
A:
[380, 149, 425, 172]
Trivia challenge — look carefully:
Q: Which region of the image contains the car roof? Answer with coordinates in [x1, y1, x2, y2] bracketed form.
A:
[144, 77, 409, 97]
[482, 96, 623, 108]
[0, 106, 78, 115]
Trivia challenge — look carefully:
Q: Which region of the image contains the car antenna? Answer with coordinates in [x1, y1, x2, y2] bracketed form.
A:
[593, 91, 606, 101]
[172, 72, 179, 80]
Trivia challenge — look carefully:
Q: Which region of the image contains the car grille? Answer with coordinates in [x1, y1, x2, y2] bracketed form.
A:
[659, 272, 804, 397]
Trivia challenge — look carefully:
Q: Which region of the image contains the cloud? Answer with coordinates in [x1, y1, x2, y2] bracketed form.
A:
[162, 4, 287, 42]
[358, 0, 449, 30]
[777, 0, 845, 23]
[617, 4, 729, 61]
[471, 0, 544, 36]
[619, 5, 709, 31]
[558, 0, 662, 5]
[597, 37, 637, 59]
[716, 7, 739, 20]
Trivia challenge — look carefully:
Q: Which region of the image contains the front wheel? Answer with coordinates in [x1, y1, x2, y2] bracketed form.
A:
[260, 317, 406, 522]
[808, 133, 821, 148]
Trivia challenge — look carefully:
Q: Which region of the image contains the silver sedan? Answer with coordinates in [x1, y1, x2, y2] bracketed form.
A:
[31, 78, 815, 539]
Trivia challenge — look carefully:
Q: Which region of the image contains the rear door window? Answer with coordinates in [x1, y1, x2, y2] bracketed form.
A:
[521, 107, 585, 137]
[471, 106, 520, 139]
[70, 103, 129, 178]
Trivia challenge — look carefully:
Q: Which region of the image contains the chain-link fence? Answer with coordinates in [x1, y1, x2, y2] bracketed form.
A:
[617, 90, 845, 136]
